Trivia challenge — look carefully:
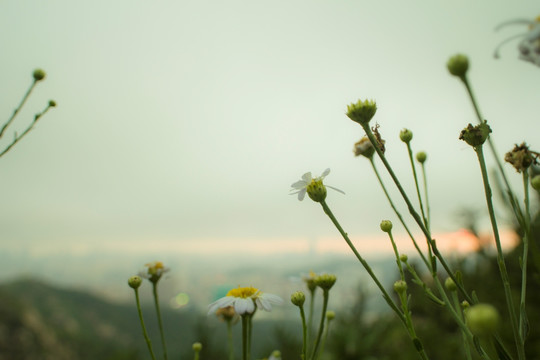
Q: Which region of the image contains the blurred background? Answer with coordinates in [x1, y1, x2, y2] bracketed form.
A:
[0, 1, 539, 359]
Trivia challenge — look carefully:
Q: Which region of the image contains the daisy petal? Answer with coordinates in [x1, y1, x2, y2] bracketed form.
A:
[297, 188, 307, 201]
[301, 172, 312, 182]
[290, 180, 308, 189]
[321, 168, 330, 178]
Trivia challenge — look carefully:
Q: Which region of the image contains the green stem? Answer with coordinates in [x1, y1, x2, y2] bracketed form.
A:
[362, 123, 472, 304]
[319, 200, 406, 324]
[386, 229, 405, 281]
[0, 79, 38, 139]
[519, 170, 531, 343]
[227, 321, 234, 360]
[403, 261, 444, 306]
[396, 289, 430, 360]
[475, 146, 524, 360]
[310, 289, 329, 360]
[369, 158, 431, 270]
[133, 288, 157, 360]
[299, 305, 308, 360]
[420, 162, 431, 230]
[450, 291, 473, 360]
[152, 283, 168, 360]
[406, 142, 429, 231]
[241, 315, 249, 360]
[317, 318, 332, 360]
[306, 288, 315, 359]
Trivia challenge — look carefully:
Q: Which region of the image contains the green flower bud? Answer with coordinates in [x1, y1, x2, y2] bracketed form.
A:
[314, 274, 337, 291]
[192, 342, 202, 351]
[399, 254, 408, 263]
[393, 280, 407, 294]
[532, 175, 540, 190]
[49, 100, 57, 107]
[399, 128, 413, 143]
[416, 151, 427, 164]
[346, 99, 377, 125]
[461, 301, 470, 310]
[504, 143, 535, 173]
[306, 178, 327, 203]
[33, 68, 46, 81]
[290, 291, 306, 307]
[444, 277, 457, 292]
[326, 310, 335, 320]
[447, 54, 469, 78]
[128, 275, 142, 289]
[380, 220, 393, 233]
[465, 303, 500, 337]
[459, 121, 492, 148]
[270, 350, 282, 359]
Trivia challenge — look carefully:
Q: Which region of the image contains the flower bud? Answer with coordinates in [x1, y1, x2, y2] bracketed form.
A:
[353, 137, 375, 159]
[290, 291, 306, 307]
[192, 342, 202, 351]
[306, 178, 327, 203]
[399, 254, 408, 263]
[346, 99, 377, 125]
[465, 303, 500, 337]
[49, 100, 57, 107]
[380, 220, 393, 233]
[399, 129, 413, 143]
[444, 277, 457, 292]
[314, 274, 337, 291]
[461, 301, 470, 310]
[459, 121, 492, 148]
[447, 54, 469, 78]
[504, 143, 535, 173]
[128, 275, 142, 289]
[33, 68, 46, 81]
[416, 151, 427, 164]
[532, 175, 540, 190]
[393, 280, 407, 294]
[326, 310, 335, 320]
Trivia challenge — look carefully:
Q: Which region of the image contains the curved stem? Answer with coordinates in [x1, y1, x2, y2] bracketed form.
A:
[369, 158, 431, 269]
[475, 146, 524, 360]
[310, 289, 329, 360]
[1, 80, 38, 138]
[133, 288, 157, 360]
[152, 283, 168, 360]
[319, 200, 405, 324]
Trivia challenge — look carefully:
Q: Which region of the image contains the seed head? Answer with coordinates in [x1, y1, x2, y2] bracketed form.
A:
[459, 121, 492, 148]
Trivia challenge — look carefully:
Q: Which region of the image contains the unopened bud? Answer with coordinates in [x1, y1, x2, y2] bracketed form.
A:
[380, 220, 393, 233]
[447, 54, 469, 78]
[465, 303, 500, 337]
[33, 69, 46, 81]
[314, 274, 337, 291]
[290, 291, 306, 307]
[128, 275, 142, 289]
[416, 151, 427, 164]
[393, 280, 407, 294]
[399, 129, 413, 143]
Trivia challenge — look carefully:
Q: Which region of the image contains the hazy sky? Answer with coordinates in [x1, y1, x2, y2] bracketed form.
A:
[1, 2, 539, 263]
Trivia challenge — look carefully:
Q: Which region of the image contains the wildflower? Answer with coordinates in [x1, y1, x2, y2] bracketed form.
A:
[459, 121, 492, 148]
[494, 16, 540, 67]
[290, 168, 344, 202]
[208, 286, 283, 315]
[504, 143, 537, 173]
[33, 69, 46, 81]
[380, 220, 393, 233]
[446, 54, 469, 78]
[314, 274, 337, 291]
[416, 151, 427, 164]
[291, 291, 306, 307]
[302, 271, 318, 292]
[393, 280, 408, 294]
[346, 99, 377, 125]
[139, 261, 169, 284]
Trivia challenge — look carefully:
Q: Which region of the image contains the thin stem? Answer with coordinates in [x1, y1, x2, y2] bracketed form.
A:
[298, 305, 308, 360]
[0, 79, 38, 139]
[369, 158, 431, 270]
[475, 146, 524, 360]
[241, 315, 249, 360]
[319, 200, 406, 324]
[0, 103, 53, 158]
[310, 289, 329, 360]
[247, 312, 254, 360]
[386, 229, 405, 281]
[227, 321, 234, 360]
[396, 289, 430, 360]
[317, 317, 332, 360]
[361, 123, 472, 304]
[306, 288, 315, 360]
[403, 261, 444, 306]
[420, 162, 431, 230]
[450, 291, 473, 360]
[133, 288, 158, 360]
[152, 283, 168, 360]
[519, 170, 531, 343]
[406, 142, 429, 230]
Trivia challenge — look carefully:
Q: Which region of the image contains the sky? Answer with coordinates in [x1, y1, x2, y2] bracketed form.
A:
[0, 1, 539, 275]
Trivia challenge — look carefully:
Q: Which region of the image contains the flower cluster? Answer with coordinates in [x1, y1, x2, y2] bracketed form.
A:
[139, 261, 170, 284]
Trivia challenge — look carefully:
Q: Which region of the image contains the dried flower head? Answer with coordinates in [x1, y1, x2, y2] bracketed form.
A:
[504, 143, 537, 172]
[459, 121, 492, 148]
[353, 136, 375, 158]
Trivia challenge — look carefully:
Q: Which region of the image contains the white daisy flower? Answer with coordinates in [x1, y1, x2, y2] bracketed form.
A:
[494, 15, 540, 67]
[290, 168, 344, 202]
[208, 286, 283, 316]
[139, 261, 170, 284]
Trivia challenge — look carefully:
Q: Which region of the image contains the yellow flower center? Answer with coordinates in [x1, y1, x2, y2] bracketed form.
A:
[227, 286, 259, 298]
